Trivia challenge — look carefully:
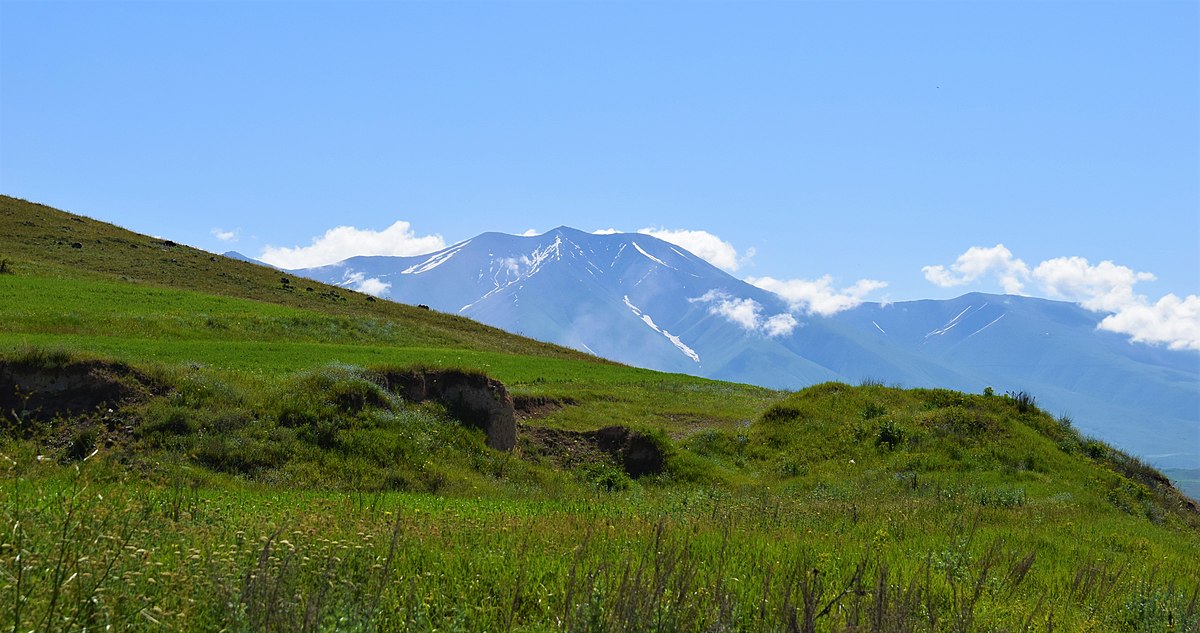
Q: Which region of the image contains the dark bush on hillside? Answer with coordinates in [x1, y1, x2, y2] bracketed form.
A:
[761, 404, 803, 424]
[581, 462, 632, 492]
[876, 419, 906, 450]
[1084, 440, 1108, 459]
[1006, 390, 1038, 414]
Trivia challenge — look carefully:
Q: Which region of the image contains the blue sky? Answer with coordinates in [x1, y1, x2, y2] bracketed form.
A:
[1, 1, 1197, 346]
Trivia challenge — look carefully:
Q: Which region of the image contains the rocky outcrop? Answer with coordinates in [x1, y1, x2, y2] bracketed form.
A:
[379, 369, 516, 451]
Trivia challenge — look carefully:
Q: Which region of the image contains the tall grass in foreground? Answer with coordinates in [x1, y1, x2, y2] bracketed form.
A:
[4, 455, 1197, 632]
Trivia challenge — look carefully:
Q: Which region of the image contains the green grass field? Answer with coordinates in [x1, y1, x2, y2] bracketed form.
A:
[2, 195, 1198, 631]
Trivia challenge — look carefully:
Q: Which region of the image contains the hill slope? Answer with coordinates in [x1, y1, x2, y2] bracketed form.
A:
[289, 226, 1200, 469]
[0, 196, 599, 362]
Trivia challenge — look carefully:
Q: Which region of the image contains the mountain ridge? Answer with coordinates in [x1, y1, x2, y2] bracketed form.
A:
[289, 226, 1200, 469]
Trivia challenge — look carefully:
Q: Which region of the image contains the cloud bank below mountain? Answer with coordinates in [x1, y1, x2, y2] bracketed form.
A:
[260, 221, 445, 269]
[923, 245, 1199, 351]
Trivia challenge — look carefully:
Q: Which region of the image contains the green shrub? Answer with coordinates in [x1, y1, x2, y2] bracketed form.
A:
[876, 419, 905, 450]
[1006, 390, 1039, 414]
[1084, 440, 1108, 459]
[581, 462, 633, 492]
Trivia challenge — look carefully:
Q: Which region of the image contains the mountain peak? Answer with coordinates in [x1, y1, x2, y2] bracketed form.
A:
[546, 225, 590, 237]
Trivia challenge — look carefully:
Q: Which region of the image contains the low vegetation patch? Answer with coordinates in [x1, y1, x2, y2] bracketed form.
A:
[4, 351, 1197, 631]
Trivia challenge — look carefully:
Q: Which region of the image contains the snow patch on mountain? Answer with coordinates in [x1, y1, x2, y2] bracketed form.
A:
[401, 240, 471, 275]
[632, 242, 674, 269]
[460, 236, 566, 312]
[526, 235, 563, 276]
[925, 305, 974, 338]
[967, 313, 1006, 338]
[623, 295, 701, 363]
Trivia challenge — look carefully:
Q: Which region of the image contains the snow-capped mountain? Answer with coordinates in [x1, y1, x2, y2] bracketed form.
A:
[289, 227, 1199, 469]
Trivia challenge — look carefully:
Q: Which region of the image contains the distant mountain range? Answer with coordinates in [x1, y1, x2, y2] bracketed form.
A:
[260, 226, 1199, 469]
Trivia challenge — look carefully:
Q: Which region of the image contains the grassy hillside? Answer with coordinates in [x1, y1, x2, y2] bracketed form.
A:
[0, 196, 606, 361]
[2, 195, 1198, 632]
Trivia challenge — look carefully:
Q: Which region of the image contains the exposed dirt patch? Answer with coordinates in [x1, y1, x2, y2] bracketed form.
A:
[519, 424, 612, 470]
[378, 369, 516, 451]
[513, 395, 578, 421]
[0, 359, 161, 422]
[1, 359, 164, 460]
[520, 424, 665, 478]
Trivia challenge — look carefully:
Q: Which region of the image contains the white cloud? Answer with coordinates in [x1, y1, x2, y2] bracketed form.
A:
[710, 295, 762, 330]
[343, 271, 391, 297]
[1032, 256, 1155, 312]
[589, 227, 754, 272]
[1032, 256, 1198, 350]
[922, 244, 1029, 294]
[924, 245, 1197, 351]
[260, 220, 445, 269]
[519, 229, 541, 237]
[747, 275, 888, 316]
[1098, 294, 1200, 351]
[211, 228, 238, 242]
[637, 228, 753, 272]
[764, 313, 800, 337]
[690, 290, 798, 337]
